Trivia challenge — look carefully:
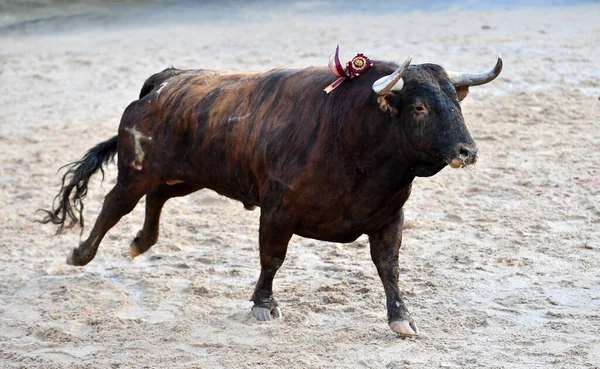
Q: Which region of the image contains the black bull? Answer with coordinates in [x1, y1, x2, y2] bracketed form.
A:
[41, 56, 502, 335]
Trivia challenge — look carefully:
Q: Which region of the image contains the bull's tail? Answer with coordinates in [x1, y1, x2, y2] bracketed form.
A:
[38, 135, 118, 235]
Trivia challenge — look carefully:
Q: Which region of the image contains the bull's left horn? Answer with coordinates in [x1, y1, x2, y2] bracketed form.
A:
[446, 55, 503, 87]
[372, 56, 412, 95]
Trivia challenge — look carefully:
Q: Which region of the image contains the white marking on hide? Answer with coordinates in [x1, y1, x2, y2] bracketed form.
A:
[125, 127, 152, 170]
[91, 235, 100, 247]
[395, 301, 401, 307]
[156, 82, 168, 97]
[227, 113, 251, 122]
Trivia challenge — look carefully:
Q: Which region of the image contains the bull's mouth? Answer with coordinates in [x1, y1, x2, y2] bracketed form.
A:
[447, 155, 478, 169]
[409, 155, 477, 177]
[409, 146, 478, 177]
[409, 161, 447, 177]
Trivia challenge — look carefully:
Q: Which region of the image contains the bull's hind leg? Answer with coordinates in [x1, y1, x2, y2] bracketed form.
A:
[67, 171, 159, 266]
[130, 182, 201, 258]
[250, 202, 294, 321]
[368, 210, 419, 336]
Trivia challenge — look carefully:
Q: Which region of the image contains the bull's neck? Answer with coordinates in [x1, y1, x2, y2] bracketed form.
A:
[339, 111, 416, 190]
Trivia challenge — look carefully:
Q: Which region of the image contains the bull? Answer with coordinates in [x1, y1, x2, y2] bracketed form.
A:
[40, 51, 502, 335]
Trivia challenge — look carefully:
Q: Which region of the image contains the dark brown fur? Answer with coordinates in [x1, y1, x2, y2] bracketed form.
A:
[41, 60, 481, 331]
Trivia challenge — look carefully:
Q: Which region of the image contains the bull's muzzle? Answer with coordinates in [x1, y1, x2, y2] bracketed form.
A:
[448, 143, 478, 168]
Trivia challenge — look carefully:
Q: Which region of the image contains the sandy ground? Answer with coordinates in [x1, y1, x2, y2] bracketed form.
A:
[1, 3, 599, 368]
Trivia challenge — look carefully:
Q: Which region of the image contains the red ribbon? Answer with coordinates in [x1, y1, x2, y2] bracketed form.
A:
[324, 45, 373, 93]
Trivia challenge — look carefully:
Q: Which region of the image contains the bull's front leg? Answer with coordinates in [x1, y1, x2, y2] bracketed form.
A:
[250, 204, 294, 321]
[368, 210, 419, 336]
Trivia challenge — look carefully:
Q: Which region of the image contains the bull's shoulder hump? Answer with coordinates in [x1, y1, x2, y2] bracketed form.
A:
[175, 66, 332, 87]
[166, 69, 260, 88]
[263, 66, 330, 77]
[214, 66, 331, 81]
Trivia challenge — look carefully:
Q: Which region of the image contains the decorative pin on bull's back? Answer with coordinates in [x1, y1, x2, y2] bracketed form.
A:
[324, 45, 374, 93]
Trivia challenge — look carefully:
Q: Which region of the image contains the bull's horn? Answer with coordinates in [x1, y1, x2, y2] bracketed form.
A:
[372, 56, 412, 95]
[446, 56, 503, 87]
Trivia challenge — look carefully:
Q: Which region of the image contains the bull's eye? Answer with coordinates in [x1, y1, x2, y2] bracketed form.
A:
[414, 104, 428, 115]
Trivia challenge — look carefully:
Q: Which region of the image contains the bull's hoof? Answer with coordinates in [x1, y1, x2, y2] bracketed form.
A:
[389, 319, 419, 336]
[66, 251, 76, 265]
[252, 305, 282, 321]
[130, 230, 155, 258]
[66, 248, 89, 266]
[251, 298, 282, 321]
[129, 245, 142, 258]
[129, 239, 142, 258]
[130, 230, 146, 258]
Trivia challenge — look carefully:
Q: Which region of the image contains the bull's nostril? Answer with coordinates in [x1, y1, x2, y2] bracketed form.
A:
[457, 145, 478, 162]
[459, 147, 471, 158]
[450, 144, 478, 168]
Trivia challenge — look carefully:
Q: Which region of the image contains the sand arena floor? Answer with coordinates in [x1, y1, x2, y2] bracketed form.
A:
[0, 2, 599, 368]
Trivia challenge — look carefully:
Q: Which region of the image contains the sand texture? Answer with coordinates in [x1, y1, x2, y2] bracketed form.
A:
[1, 3, 599, 368]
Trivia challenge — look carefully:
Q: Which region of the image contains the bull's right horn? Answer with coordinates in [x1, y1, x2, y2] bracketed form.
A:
[446, 56, 503, 87]
[372, 56, 412, 95]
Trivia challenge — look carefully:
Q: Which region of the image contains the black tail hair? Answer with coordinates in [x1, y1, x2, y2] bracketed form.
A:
[38, 135, 118, 235]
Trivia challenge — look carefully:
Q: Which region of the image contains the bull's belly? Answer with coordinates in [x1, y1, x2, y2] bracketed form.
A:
[295, 227, 364, 243]
[289, 185, 411, 241]
[292, 205, 403, 242]
[192, 176, 261, 208]
[161, 154, 262, 206]
[194, 182, 400, 241]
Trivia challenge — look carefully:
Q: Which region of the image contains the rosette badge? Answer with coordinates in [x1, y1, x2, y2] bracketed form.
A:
[324, 45, 373, 93]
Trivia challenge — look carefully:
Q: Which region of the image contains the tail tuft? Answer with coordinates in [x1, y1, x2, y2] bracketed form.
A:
[38, 136, 118, 235]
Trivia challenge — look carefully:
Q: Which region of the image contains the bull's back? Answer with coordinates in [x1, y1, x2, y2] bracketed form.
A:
[125, 67, 336, 206]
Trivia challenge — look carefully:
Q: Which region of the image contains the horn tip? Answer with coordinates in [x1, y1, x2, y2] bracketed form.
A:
[400, 55, 413, 68]
[495, 55, 503, 74]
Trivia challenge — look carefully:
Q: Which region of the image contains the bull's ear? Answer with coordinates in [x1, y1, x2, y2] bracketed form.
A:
[456, 86, 469, 101]
[377, 94, 398, 115]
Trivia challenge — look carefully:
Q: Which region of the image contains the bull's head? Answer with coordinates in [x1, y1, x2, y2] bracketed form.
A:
[372, 56, 502, 177]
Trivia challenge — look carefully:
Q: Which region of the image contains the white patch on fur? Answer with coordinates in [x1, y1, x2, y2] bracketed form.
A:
[91, 235, 100, 247]
[227, 113, 251, 122]
[125, 127, 152, 170]
[156, 82, 168, 97]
